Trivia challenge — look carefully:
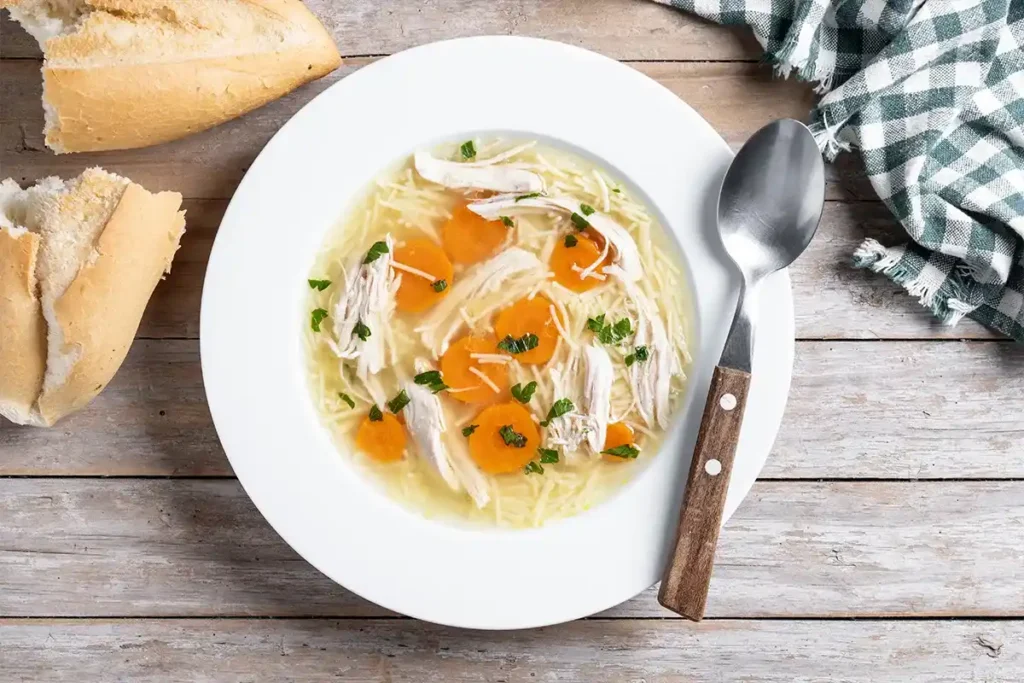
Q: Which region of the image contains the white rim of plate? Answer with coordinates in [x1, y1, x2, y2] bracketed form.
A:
[201, 36, 794, 629]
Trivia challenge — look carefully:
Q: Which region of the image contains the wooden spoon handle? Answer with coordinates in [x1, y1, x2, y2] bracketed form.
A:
[657, 364, 751, 621]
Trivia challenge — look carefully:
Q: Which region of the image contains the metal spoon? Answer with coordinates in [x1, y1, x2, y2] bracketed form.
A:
[657, 119, 826, 621]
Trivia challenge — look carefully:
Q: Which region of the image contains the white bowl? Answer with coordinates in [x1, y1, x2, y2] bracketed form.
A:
[201, 36, 793, 629]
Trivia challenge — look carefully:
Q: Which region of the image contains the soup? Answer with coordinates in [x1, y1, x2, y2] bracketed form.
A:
[305, 139, 692, 527]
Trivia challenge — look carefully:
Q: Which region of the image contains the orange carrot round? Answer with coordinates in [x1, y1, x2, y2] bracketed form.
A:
[440, 334, 510, 404]
[493, 294, 561, 365]
[468, 402, 541, 474]
[442, 203, 510, 265]
[393, 238, 454, 313]
[602, 422, 636, 463]
[550, 234, 610, 292]
[356, 411, 407, 462]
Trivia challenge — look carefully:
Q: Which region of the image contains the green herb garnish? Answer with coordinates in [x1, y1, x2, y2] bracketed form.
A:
[499, 424, 527, 448]
[515, 192, 542, 202]
[432, 279, 448, 293]
[626, 346, 650, 367]
[540, 398, 575, 427]
[369, 405, 384, 422]
[311, 308, 328, 332]
[353, 321, 371, 341]
[414, 370, 448, 394]
[612, 188, 621, 194]
[602, 444, 640, 459]
[580, 203, 596, 216]
[460, 140, 476, 160]
[564, 234, 578, 248]
[386, 390, 411, 415]
[363, 241, 389, 264]
[538, 448, 559, 464]
[308, 279, 332, 291]
[570, 212, 590, 230]
[500, 216, 514, 228]
[497, 333, 540, 355]
[524, 461, 544, 475]
[338, 392, 355, 409]
[586, 314, 633, 345]
[511, 381, 537, 404]
[462, 425, 478, 437]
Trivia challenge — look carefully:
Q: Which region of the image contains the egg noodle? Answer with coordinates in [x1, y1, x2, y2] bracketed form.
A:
[305, 139, 693, 527]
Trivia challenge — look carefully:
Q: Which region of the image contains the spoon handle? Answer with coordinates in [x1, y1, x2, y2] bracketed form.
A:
[657, 364, 751, 621]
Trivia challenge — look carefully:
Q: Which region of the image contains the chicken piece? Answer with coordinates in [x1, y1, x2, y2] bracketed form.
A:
[330, 234, 398, 381]
[414, 151, 544, 194]
[467, 194, 643, 281]
[415, 247, 544, 355]
[582, 343, 614, 454]
[543, 360, 591, 459]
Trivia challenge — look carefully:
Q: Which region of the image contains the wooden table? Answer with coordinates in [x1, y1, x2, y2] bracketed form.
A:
[2, 2, 1022, 680]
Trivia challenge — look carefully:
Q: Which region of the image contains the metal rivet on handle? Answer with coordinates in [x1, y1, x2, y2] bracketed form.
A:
[719, 393, 737, 411]
[705, 459, 722, 476]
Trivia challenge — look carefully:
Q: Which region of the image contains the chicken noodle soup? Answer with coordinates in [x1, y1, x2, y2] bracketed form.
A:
[305, 139, 693, 527]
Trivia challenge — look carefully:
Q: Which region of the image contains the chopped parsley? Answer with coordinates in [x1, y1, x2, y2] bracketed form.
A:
[460, 140, 476, 160]
[612, 188, 621, 194]
[363, 241, 389, 264]
[602, 444, 640, 459]
[564, 234, 578, 248]
[338, 392, 355, 409]
[368, 404, 384, 422]
[625, 345, 650, 367]
[586, 314, 633, 345]
[540, 398, 575, 427]
[570, 212, 590, 231]
[414, 370, 448, 394]
[386, 389, 411, 415]
[462, 424, 478, 437]
[308, 279, 331, 291]
[500, 216, 515, 228]
[497, 333, 539, 355]
[515, 192, 542, 202]
[511, 381, 537, 404]
[432, 279, 448, 293]
[579, 203, 596, 216]
[538, 448, 559, 464]
[499, 424, 527, 448]
[524, 461, 544, 475]
[353, 321, 371, 341]
[310, 308, 328, 332]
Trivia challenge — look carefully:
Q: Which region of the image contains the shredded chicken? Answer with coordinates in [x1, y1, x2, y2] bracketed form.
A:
[415, 247, 544, 355]
[544, 359, 591, 459]
[582, 344, 614, 454]
[330, 234, 398, 380]
[414, 151, 544, 193]
[467, 194, 643, 281]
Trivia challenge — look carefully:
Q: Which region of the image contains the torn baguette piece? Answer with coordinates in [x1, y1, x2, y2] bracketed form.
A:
[2, 0, 342, 153]
[0, 168, 186, 426]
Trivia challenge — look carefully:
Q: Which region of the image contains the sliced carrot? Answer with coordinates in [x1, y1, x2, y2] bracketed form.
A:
[550, 234, 610, 293]
[393, 238, 454, 313]
[468, 401, 542, 474]
[442, 202, 510, 265]
[440, 333, 510, 404]
[493, 294, 561, 365]
[602, 422, 636, 463]
[356, 411, 407, 462]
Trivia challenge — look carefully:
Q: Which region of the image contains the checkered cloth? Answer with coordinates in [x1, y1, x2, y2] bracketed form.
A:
[656, 0, 1024, 340]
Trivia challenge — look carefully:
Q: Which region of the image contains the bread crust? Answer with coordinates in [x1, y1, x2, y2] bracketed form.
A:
[0, 228, 47, 425]
[36, 183, 185, 424]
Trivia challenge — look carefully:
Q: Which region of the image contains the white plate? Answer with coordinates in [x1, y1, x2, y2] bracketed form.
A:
[201, 36, 793, 629]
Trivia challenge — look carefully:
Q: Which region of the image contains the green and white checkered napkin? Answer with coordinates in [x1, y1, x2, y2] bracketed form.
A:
[656, 0, 1024, 340]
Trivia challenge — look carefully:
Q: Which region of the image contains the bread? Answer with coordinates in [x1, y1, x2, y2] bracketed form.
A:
[2, 0, 342, 153]
[0, 169, 186, 426]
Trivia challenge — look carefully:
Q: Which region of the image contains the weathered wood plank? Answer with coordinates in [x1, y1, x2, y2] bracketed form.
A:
[0, 58, 873, 201]
[1, 0, 760, 61]
[0, 479, 1021, 617]
[1, 618, 1019, 682]
[2, 341, 1020, 477]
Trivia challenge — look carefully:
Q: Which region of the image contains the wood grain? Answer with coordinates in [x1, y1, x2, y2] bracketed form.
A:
[1, 618, 1020, 682]
[1, 478, 1021, 618]
[659, 365, 750, 620]
[2, 341, 1019, 477]
[0, 0, 760, 61]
